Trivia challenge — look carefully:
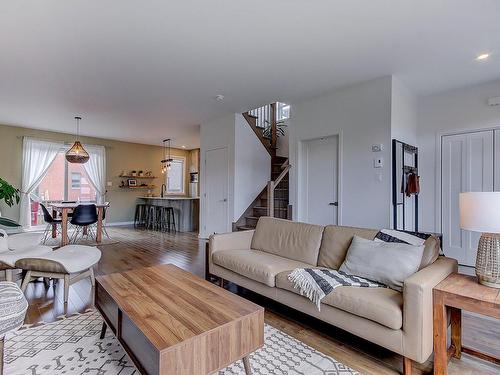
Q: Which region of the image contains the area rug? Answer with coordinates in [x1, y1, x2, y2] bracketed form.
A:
[4, 311, 359, 375]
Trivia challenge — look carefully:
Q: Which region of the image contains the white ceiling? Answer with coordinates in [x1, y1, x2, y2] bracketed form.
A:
[1, 1, 499, 148]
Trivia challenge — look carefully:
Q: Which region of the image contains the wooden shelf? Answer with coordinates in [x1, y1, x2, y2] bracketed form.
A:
[119, 175, 157, 179]
[119, 185, 156, 190]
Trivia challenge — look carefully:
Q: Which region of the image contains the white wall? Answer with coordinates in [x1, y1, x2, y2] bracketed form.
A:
[234, 114, 271, 221]
[391, 77, 417, 145]
[199, 113, 235, 237]
[417, 78, 500, 233]
[391, 77, 418, 230]
[289, 76, 393, 229]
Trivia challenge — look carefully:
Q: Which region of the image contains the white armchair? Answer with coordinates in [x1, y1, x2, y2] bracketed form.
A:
[0, 229, 52, 282]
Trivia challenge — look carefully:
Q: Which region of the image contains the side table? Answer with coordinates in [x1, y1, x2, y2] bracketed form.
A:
[433, 273, 500, 374]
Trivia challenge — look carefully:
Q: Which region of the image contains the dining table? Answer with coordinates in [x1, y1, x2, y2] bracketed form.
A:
[49, 202, 109, 247]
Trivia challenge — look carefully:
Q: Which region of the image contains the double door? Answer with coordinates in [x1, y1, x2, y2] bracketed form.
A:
[441, 130, 499, 266]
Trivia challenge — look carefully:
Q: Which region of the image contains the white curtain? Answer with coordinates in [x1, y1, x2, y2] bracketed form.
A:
[83, 145, 106, 204]
[19, 138, 62, 228]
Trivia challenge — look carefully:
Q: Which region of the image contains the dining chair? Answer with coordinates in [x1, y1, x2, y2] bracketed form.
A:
[40, 203, 62, 244]
[69, 204, 98, 243]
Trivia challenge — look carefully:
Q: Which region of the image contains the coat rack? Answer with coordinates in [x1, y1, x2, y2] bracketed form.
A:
[392, 139, 419, 231]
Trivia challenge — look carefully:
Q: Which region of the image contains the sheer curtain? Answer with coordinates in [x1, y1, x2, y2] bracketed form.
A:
[83, 145, 106, 204]
[19, 138, 62, 228]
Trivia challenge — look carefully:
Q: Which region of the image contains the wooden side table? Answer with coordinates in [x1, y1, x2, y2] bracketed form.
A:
[433, 273, 500, 374]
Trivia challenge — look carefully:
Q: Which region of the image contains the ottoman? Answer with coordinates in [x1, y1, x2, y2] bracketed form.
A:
[16, 245, 102, 304]
[0, 282, 27, 374]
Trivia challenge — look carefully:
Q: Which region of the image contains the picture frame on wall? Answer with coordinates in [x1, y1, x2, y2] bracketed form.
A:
[127, 179, 137, 187]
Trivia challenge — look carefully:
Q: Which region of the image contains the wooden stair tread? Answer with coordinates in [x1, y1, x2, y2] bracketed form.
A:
[254, 206, 287, 210]
[237, 225, 256, 231]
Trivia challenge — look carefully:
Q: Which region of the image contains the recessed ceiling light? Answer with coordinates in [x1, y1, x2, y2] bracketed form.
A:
[215, 94, 225, 102]
[476, 53, 490, 61]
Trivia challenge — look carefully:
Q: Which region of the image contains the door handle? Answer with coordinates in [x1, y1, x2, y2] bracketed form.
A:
[219, 199, 227, 202]
[329, 202, 338, 206]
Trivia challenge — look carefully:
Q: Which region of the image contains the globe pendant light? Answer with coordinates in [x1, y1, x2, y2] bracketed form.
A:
[161, 138, 173, 174]
[66, 116, 90, 164]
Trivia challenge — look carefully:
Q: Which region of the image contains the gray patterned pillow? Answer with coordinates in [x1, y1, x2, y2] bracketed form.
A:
[339, 235, 424, 292]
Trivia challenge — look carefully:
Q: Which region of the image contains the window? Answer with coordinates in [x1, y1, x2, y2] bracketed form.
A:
[277, 102, 290, 120]
[71, 173, 81, 189]
[32, 152, 97, 225]
[166, 158, 185, 194]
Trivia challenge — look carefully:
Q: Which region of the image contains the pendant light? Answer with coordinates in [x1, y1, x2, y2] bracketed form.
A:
[66, 116, 90, 164]
[161, 138, 173, 174]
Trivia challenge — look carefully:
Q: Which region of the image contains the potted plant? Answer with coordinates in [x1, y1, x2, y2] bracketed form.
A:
[0, 178, 21, 229]
[0, 178, 20, 210]
[262, 119, 287, 139]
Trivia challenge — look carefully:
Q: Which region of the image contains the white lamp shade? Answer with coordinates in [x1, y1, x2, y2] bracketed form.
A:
[460, 192, 500, 233]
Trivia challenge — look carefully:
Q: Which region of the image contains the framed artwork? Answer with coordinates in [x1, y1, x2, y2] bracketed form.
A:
[127, 179, 137, 187]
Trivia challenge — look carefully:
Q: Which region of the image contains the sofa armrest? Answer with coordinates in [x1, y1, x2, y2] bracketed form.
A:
[208, 230, 255, 277]
[402, 256, 458, 362]
[209, 230, 255, 254]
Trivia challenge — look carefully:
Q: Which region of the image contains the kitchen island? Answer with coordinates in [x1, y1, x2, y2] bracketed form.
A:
[138, 196, 199, 232]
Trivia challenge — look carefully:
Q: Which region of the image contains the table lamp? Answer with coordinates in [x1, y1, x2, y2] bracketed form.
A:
[460, 192, 500, 288]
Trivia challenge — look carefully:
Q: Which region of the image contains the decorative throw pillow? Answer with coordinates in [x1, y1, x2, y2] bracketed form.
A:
[339, 235, 425, 292]
[374, 229, 441, 270]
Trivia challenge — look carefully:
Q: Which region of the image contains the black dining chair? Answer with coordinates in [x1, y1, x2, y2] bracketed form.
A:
[40, 203, 62, 244]
[69, 204, 98, 243]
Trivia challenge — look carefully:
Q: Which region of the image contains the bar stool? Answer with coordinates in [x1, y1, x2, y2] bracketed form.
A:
[146, 205, 158, 230]
[165, 207, 176, 232]
[134, 204, 147, 228]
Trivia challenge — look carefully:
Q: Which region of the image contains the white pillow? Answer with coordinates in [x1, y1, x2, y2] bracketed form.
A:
[339, 235, 424, 292]
[0, 229, 8, 252]
[7, 232, 44, 251]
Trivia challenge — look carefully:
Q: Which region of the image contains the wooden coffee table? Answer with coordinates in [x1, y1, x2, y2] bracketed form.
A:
[95, 264, 264, 375]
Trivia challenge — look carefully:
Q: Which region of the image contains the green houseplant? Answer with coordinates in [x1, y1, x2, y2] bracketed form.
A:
[0, 178, 21, 229]
[262, 119, 287, 139]
[0, 178, 20, 208]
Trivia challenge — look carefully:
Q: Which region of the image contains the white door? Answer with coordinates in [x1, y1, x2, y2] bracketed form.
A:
[441, 131, 494, 266]
[304, 135, 339, 225]
[204, 147, 229, 235]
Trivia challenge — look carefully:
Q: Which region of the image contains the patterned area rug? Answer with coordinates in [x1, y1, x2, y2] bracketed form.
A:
[4, 311, 358, 375]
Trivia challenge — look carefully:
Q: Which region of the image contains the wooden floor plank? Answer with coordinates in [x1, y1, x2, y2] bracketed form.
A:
[21, 226, 499, 374]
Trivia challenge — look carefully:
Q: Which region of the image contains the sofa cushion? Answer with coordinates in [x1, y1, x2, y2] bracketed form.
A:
[317, 225, 378, 269]
[251, 217, 324, 265]
[212, 249, 312, 287]
[276, 270, 403, 330]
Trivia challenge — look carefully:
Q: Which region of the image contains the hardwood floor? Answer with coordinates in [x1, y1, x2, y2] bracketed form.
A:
[22, 226, 499, 374]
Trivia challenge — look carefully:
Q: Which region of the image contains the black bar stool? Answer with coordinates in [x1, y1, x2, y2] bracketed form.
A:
[134, 204, 147, 228]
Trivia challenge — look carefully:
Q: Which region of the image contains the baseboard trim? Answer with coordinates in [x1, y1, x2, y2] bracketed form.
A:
[105, 221, 134, 227]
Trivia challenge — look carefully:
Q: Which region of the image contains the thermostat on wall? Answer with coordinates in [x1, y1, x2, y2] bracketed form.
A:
[372, 144, 384, 152]
[487, 96, 500, 106]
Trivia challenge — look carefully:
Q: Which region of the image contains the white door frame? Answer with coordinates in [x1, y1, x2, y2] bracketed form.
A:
[203, 146, 230, 237]
[435, 125, 500, 235]
[296, 131, 343, 224]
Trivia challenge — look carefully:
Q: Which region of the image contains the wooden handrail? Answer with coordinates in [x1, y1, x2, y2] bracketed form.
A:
[267, 160, 291, 217]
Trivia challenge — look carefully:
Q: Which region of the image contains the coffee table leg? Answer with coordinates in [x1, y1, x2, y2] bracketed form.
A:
[100, 322, 107, 339]
[242, 356, 252, 375]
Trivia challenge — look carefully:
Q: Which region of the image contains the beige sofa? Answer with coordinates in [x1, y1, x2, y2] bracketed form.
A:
[209, 217, 458, 374]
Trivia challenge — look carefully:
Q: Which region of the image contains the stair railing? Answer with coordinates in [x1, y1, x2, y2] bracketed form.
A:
[267, 159, 291, 217]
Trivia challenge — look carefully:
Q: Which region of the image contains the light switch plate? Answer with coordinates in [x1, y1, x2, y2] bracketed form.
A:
[374, 158, 383, 168]
[107, 181, 113, 187]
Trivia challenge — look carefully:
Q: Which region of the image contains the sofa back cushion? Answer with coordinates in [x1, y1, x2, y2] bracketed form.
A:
[317, 225, 378, 269]
[251, 217, 324, 265]
[419, 236, 441, 269]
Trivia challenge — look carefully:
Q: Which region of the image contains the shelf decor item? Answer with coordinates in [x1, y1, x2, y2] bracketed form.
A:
[460, 192, 500, 288]
[161, 138, 173, 174]
[127, 179, 137, 187]
[65, 116, 90, 164]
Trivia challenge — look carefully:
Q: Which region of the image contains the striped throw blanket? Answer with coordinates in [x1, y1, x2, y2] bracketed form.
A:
[288, 268, 385, 310]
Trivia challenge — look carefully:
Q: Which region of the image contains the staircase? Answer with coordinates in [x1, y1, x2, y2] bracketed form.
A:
[235, 103, 291, 231]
